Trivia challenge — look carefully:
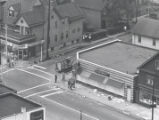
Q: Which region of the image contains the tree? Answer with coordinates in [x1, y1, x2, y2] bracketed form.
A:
[103, 0, 136, 27]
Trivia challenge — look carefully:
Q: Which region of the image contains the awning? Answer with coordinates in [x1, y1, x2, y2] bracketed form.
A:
[89, 73, 105, 83]
[106, 79, 124, 89]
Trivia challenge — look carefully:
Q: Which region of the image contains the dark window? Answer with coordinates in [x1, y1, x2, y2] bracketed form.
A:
[61, 33, 64, 40]
[153, 39, 156, 46]
[55, 34, 57, 42]
[30, 110, 44, 120]
[72, 29, 75, 33]
[155, 60, 159, 70]
[77, 27, 80, 32]
[21, 20, 23, 23]
[66, 31, 69, 39]
[138, 35, 141, 43]
[51, 15, 54, 19]
[55, 21, 58, 28]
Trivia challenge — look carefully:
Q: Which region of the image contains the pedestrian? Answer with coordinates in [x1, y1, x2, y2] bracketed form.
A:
[55, 74, 57, 83]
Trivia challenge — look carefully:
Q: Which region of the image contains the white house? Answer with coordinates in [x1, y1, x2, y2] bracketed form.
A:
[132, 17, 159, 50]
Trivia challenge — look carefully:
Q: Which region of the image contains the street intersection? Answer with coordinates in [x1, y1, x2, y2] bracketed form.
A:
[0, 64, 139, 120]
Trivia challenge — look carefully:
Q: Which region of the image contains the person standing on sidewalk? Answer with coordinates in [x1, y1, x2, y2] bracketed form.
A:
[55, 74, 57, 83]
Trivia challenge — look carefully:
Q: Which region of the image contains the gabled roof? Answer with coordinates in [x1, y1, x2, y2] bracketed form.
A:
[10, 3, 21, 12]
[54, 2, 84, 22]
[138, 52, 159, 69]
[17, 6, 44, 27]
[75, 0, 105, 11]
[132, 17, 159, 39]
[0, 84, 17, 95]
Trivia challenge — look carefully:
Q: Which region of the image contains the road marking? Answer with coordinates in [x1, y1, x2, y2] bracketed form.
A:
[0, 68, 15, 75]
[40, 90, 64, 98]
[31, 67, 54, 77]
[33, 65, 46, 69]
[16, 68, 51, 81]
[24, 87, 61, 98]
[18, 83, 49, 94]
[43, 97, 100, 120]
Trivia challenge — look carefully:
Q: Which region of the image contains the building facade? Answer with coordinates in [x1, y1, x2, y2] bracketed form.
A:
[135, 53, 159, 106]
[77, 40, 157, 102]
[0, 0, 84, 60]
[132, 17, 159, 50]
[49, 2, 84, 50]
[75, 0, 105, 30]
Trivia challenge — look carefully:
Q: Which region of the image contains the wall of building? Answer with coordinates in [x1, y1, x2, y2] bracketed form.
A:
[132, 34, 159, 50]
[69, 19, 83, 43]
[77, 59, 135, 102]
[81, 8, 101, 29]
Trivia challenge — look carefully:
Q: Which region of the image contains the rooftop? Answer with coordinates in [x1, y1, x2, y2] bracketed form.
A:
[54, 2, 84, 22]
[132, 17, 159, 39]
[0, 93, 41, 118]
[78, 40, 158, 75]
[19, 6, 45, 27]
[0, 84, 17, 95]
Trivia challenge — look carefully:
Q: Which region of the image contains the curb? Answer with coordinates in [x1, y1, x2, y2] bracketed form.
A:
[54, 82, 144, 120]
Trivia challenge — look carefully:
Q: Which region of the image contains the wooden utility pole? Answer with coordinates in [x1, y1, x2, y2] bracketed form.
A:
[46, 0, 51, 60]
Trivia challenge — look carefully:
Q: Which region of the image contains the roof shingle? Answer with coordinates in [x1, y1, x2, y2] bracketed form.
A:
[54, 2, 84, 22]
[132, 17, 159, 39]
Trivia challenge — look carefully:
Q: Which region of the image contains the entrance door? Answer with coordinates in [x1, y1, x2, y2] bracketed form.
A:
[18, 50, 23, 59]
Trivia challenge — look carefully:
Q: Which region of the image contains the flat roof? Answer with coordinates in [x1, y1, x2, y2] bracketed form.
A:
[78, 40, 158, 75]
[0, 93, 41, 118]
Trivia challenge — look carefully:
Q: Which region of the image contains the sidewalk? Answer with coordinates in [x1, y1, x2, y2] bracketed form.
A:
[54, 73, 159, 120]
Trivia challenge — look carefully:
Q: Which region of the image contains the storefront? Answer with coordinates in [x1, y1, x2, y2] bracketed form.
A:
[138, 87, 159, 106]
[0, 38, 44, 60]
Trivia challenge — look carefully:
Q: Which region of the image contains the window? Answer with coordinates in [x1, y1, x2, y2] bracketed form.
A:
[51, 15, 54, 19]
[72, 29, 76, 33]
[61, 33, 64, 40]
[54, 34, 57, 42]
[153, 39, 156, 46]
[8, 9, 15, 17]
[155, 60, 159, 70]
[138, 35, 141, 43]
[146, 75, 154, 86]
[21, 19, 23, 23]
[77, 27, 80, 32]
[66, 31, 69, 39]
[62, 20, 65, 24]
[55, 21, 58, 28]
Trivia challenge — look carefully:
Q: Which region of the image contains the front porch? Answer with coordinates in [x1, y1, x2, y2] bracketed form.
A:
[0, 28, 44, 64]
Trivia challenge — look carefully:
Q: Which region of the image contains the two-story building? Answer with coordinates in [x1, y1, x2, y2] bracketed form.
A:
[77, 39, 158, 102]
[132, 17, 159, 50]
[135, 52, 159, 106]
[0, 93, 45, 120]
[75, 0, 106, 30]
[0, 0, 84, 60]
[49, 2, 84, 50]
[0, 0, 45, 60]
